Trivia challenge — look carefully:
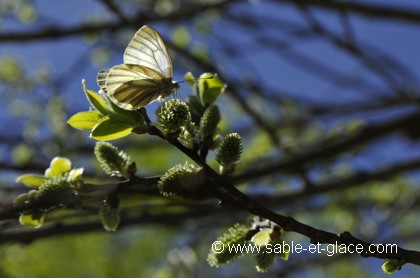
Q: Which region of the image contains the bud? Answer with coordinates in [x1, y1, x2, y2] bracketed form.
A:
[156, 99, 191, 134]
[158, 163, 203, 197]
[207, 224, 249, 267]
[13, 193, 30, 208]
[215, 133, 243, 175]
[99, 196, 120, 232]
[200, 105, 221, 139]
[255, 249, 276, 273]
[34, 176, 75, 211]
[94, 141, 133, 179]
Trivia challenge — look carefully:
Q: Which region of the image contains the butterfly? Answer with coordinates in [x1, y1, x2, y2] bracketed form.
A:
[97, 25, 179, 110]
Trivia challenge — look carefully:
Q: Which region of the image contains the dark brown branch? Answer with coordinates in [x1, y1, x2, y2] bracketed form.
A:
[216, 175, 420, 265]
[253, 158, 420, 206]
[99, 0, 128, 22]
[0, 0, 240, 42]
[0, 207, 216, 245]
[146, 120, 420, 266]
[278, 0, 420, 24]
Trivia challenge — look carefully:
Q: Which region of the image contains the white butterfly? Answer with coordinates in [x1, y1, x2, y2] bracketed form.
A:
[97, 25, 179, 110]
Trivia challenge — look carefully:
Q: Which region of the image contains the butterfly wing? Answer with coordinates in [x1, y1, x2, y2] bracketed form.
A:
[97, 68, 110, 93]
[124, 25, 173, 78]
[111, 79, 166, 110]
[105, 64, 168, 110]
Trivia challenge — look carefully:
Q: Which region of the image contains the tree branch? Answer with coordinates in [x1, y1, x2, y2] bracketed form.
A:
[145, 117, 420, 266]
[278, 0, 420, 24]
[0, 0, 240, 42]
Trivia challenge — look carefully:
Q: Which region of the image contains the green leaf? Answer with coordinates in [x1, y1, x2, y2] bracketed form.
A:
[82, 80, 110, 115]
[184, 72, 197, 93]
[199, 73, 226, 106]
[382, 260, 401, 274]
[251, 229, 272, 246]
[19, 212, 45, 228]
[13, 193, 29, 208]
[277, 241, 290, 260]
[186, 95, 205, 120]
[50, 157, 72, 176]
[68, 168, 84, 181]
[44, 168, 53, 178]
[91, 115, 133, 141]
[255, 248, 276, 273]
[67, 111, 101, 130]
[16, 174, 48, 188]
[99, 200, 121, 232]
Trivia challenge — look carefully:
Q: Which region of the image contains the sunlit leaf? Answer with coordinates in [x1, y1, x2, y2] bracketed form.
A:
[13, 193, 29, 208]
[19, 212, 45, 228]
[382, 260, 401, 274]
[199, 73, 226, 106]
[67, 111, 101, 130]
[277, 241, 290, 260]
[68, 168, 84, 182]
[16, 175, 48, 188]
[251, 229, 272, 246]
[184, 72, 196, 91]
[91, 115, 133, 141]
[82, 80, 110, 115]
[50, 157, 72, 176]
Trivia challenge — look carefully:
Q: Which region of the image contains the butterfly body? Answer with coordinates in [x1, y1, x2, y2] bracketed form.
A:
[98, 25, 178, 110]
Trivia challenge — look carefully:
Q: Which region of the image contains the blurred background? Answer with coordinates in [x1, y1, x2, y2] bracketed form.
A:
[1, 0, 420, 277]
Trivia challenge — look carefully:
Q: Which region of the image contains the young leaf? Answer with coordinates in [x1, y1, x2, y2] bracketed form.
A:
[19, 212, 45, 228]
[251, 229, 272, 246]
[82, 80, 110, 115]
[16, 174, 48, 188]
[67, 111, 101, 130]
[49, 157, 72, 176]
[199, 73, 226, 106]
[91, 115, 132, 141]
[184, 72, 197, 92]
[277, 241, 290, 261]
[186, 95, 205, 122]
[382, 260, 402, 274]
[68, 168, 84, 182]
[13, 193, 29, 208]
